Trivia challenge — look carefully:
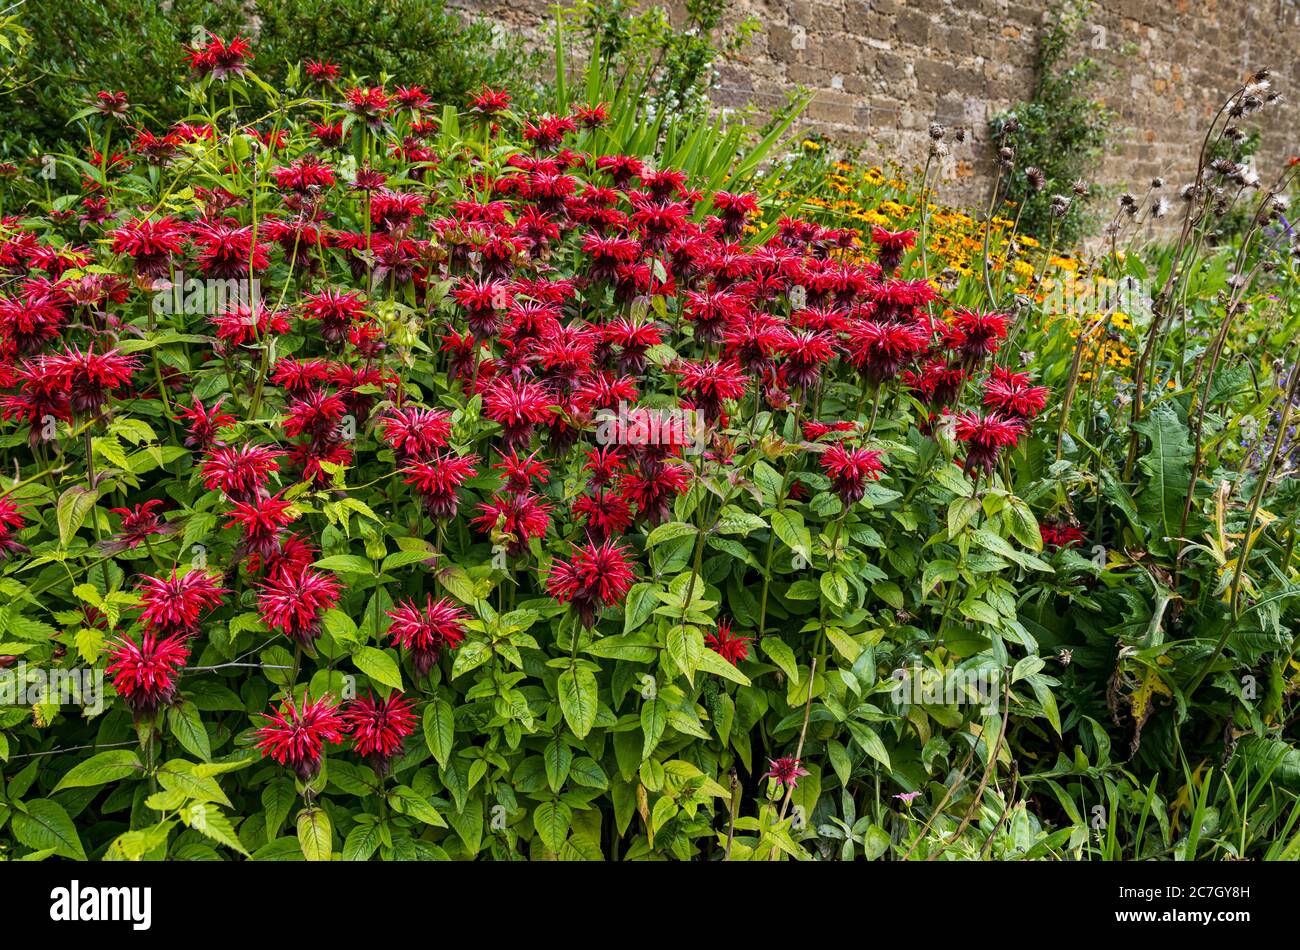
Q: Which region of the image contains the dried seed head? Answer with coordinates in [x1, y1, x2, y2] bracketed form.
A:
[1151, 196, 1169, 218]
[1071, 179, 1089, 197]
[929, 123, 946, 141]
[1151, 177, 1164, 188]
[1050, 194, 1071, 217]
[997, 146, 1015, 170]
[952, 126, 967, 143]
[1025, 166, 1047, 190]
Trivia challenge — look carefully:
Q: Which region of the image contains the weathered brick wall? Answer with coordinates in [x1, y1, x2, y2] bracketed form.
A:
[453, 0, 1300, 208]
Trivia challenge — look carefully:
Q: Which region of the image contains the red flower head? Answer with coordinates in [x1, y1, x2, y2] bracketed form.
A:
[671, 358, 748, 425]
[344, 86, 392, 128]
[257, 565, 341, 648]
[946, 309, 1009, 363]
[386, 596, 468, 677]
[211, 302, 291, 348]
[472, 491, 552, 555]
[618, 459, 692, 525]
[108, 499, 169, 549]
[469, 86, 512, 116]
[779, 328, 837, 390]
[1041, 522, 1086, 550]
[44, 345, 139, 414]
[282, 389, 346, 441]
[705, 618, 752, 666]
[174, 396, 237, 451]
[270, 357, 333, 395]
[185, 34, 253, 80]
[402, 451, 480, 519]
[953, 411, 1023, 475]
[821, 444, 885, 506]
[711, 191, 759, 237]
[305, 60, 340, 83]
[137, 569, 228, 639]
[547, 539, 636, 628]
[107, 633, 190, 720]
[481, 378, 553, 450]
[982, 365, 1049, 420]
[345, 691, 418, 776]
[302, 288, 366, 345]
[904, 357, 966, 407]
[255, 693, 349, 783]
[846, 318, 931, 386]
[572, 488, 633, 542]
[870, 227, 918, 276]
[109, 216, 186, 278]
[379, 405, 452, 462]
[0, 498, 26, 560]
[764, 755, 809, 789]
[225, 492, 296, 559]
[190, 219, 271, 278]
[201, 443, 283, 501]
[271, 156, 336, 194]
[494, 449, 550, 493]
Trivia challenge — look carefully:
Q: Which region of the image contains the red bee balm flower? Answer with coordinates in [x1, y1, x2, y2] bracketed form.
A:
[136, 570, 227, 639]
[345, 691, 418, 776]
[107, 633, 190, 720]
[201, 443, 283, 501]
[953, 411, 1024, 475]
[705, 619, 752, 665]
[764, 756, 809, 789]
[402, 451, 480, 519]
[870, 227, 918, 276]
[257, 565, 341, 647]
[983, 366, 1050, 420]
[386, 596, 468, 677]
[547, 539, 636, 628]
[255, 693, 349, 782]
[821, 445, 885, 506]
[1041, 522, 1086, 549]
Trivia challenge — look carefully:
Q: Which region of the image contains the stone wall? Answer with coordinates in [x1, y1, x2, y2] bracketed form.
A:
[452, 0, 1300, 210]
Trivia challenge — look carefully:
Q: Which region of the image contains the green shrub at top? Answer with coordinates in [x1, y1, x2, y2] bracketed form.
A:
[1, 0, 532, 151]
[988, 0, 1114, 245]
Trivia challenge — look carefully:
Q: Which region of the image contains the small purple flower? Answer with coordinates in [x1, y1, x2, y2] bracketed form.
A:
[894, 791, 922, 804]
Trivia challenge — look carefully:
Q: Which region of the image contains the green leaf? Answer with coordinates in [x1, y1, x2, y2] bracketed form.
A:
[423, 698, 455, 769]
[11, 800, 86, 860]
[311, 554, 374, 575]
[771, 510, 812, 562]
[56, 486, 99, 547]
[343, 821, 383, 861]
[354, 646, 403, 691]
[167, 701, 212, 762]
[646, 521, 697, 547]
[545, 738, 572, 792]
[622, 582, 659, 634]
[760, 637, 799, 684]
[557, 664, 598, 739]
[52, 749, 143, 791]
[533, 800, 572, 853]
[1134, 404, 1194, 550]
[390, 786, 448, 827]
[697, 647, 752, 685]
[297, 807, 332, 861]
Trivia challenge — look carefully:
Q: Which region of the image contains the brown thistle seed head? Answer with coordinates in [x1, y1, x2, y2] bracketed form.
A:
[1025, 166, 1046, 190]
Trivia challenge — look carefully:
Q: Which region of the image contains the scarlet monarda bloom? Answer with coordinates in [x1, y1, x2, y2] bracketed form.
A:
[983, 366, 1050, 420]
[255, 693, 349, 783]
[107, 633, 190, 720]
[472, 492, 552, 555]
[257, 565, 341, 647]
[109, 216, 186, 277]
[201, 443, 283, 501]
[344, 691, 418, 776]
[402, 451, 480, 519]
[705, 619, 752, 665]
[947, 310, 1009, 362]
[379, 406, 451, 461]
[821, 445, 885, 506]
[107, 499, 173, 551]
[547, 539, 636, 627]
[44, 345, 139, 414]
[481, 379, 553, 450]
[671, 358, 748, 424]
[846, 319, 930, 385]
[175, 396, 236, 450]
[870, 227, 918, 276]
[1041, 522, 1086, 549]
[185, 34, 253, 80]
[386, 596, 468, 677]
[225, 493, 297, 558]
[953, 411, 1024, 475]
[764, 755, 809, 789]
[0, 498, 25, 560]
[136, 569, 227, 639]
